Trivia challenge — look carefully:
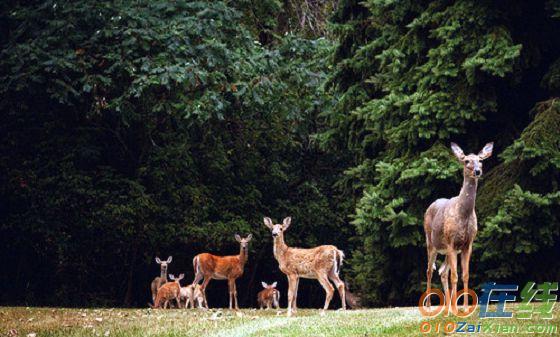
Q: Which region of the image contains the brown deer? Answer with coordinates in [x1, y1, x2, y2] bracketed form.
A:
[154, 273, 184, 309]
[263, 217, 346, 317]
[192, 234, 252, 309]
[257, 281, 280, 310]
[180, 283, 206, 309]
[424, 142, 493, 313]
[150, 256, 172, 306]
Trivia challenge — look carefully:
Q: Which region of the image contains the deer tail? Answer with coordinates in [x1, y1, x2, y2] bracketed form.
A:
[334, 249, 344, 275]
[192, 255, 200, 284]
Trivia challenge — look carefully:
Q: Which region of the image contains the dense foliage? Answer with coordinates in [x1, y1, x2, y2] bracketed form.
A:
[326, 0, 560, 305]
[1, 0, 558, 308]
[0, 0, 346, 307]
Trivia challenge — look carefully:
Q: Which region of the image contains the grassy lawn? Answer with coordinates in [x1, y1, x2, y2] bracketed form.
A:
[1, 304, 558, 336]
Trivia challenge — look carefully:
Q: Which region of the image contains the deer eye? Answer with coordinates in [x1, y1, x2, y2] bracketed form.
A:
[465, 160, 470, 164]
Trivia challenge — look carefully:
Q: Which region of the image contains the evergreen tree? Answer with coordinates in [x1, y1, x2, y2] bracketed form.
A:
[325, 0, 560, 305]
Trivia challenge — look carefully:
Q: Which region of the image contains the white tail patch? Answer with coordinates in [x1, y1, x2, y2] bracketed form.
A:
[334, 249, 344, 275]
[193, 256, 201, 284]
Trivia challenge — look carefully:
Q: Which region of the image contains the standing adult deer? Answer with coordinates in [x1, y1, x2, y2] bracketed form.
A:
[150, 256, 172, 306]
[191, 234, 252, 309]
[424, 142, 493, 313]
[263, 217, 346, 317]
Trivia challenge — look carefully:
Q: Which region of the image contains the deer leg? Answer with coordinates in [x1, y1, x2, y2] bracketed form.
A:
[328, 270, 346, 310]
[439, 255, 450, 297]
[274, 291, 280, 309]
[192, 270, 203, 286]
[201, 277, 211, 309]
[447, 252, 458, 315]
[439, 254, 450, 315]
[426, 247, 437, 308]
[287, 274, 297, 317]
[317, 273, 334, 315]
[228, 278, 234, 309]
[233, 280, 239, 310]
[461, 245, 472, 311]
[293, 277, 300, 313]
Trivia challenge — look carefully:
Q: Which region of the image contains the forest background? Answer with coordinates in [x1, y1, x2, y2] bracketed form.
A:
[1, 0, 559, 308]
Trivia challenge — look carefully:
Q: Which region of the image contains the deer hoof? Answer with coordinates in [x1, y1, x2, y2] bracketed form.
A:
[320, 310, 326, 317]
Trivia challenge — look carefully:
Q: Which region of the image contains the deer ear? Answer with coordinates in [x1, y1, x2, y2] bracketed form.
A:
[450, 142, 465, 161]
[167, 256, 172, 263]
[155, 257, 162, 264]
[235, 234, 242, 242]
[169, 274, 175, 280]
[261, 281, 268, 288]
[478, 142, 494, 160]
[271, 282, 277, 288]
[178, 273, 184, 280]
[246, 234, 253, 241]
[263, 217, 273, 229]
[283, 217, 292, 230]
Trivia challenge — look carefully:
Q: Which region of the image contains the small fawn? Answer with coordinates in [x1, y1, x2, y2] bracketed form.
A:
[151, 256, 172, 306]
[154, 273, 184, 309]
[192, 234, 252, 309]
[180, 284, 206, 309]
[257, 281, 280, 310]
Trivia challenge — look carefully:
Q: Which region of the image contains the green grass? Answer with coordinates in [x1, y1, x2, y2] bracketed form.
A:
[1, 304, 558, 336]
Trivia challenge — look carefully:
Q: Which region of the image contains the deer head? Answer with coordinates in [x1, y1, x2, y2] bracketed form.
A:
[235, 234, 253, 253]
[155, 256, 172, 273]
[263, 217, 291, 238]
[168, 273, 184, 283]
[451, 142, 493, 179]
[261, 281, 277, 289]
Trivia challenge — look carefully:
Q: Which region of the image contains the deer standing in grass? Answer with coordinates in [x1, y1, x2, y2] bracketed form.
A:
[192, 234, 252, 309]
[180, 283, 206, 309]
[424, 142, 493, 313]
[257, 282, 280, 310]
[150, 256, 172, 306]
[264, 217, 346, 317]
[154, 273, 184, 309]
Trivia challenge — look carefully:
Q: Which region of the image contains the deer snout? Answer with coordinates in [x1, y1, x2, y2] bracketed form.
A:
[474, 169, 481, 176]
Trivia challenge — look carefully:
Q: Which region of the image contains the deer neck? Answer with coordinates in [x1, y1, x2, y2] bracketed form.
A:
[160, 267, 167, 281]
[238, 246, 248, 265]
[457, 173, 478, 217]
[273, 234, 288, 260]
